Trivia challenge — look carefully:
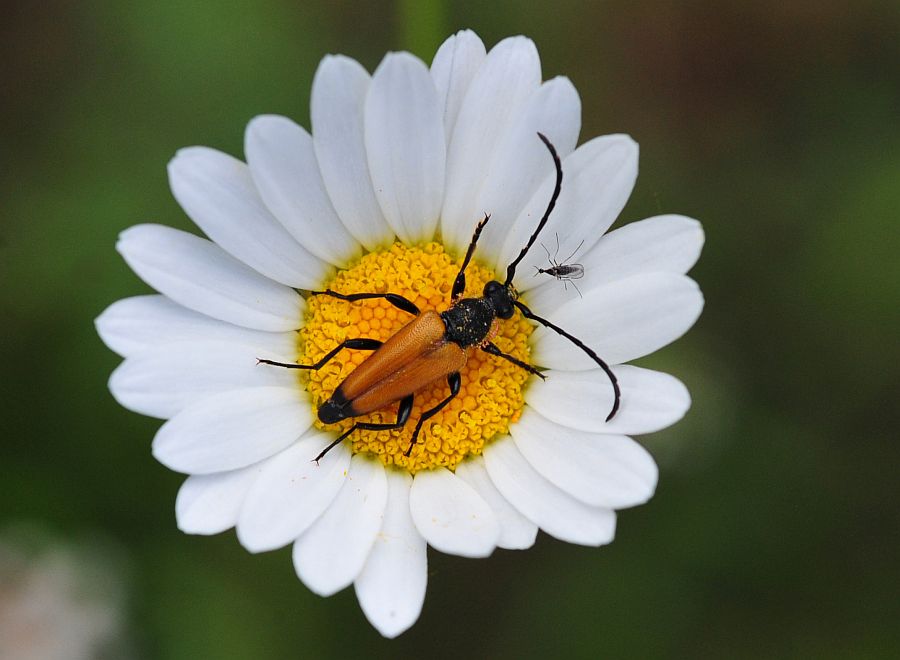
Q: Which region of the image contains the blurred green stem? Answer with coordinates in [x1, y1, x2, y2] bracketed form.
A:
[397, 0, 448, 58]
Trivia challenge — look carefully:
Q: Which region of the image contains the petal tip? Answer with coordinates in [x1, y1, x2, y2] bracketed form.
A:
[116, 222, 152, 245]
[456, 28, 480, 39]
[244, 114, 280, 137]
[235, 526, 279, 555]
[317, 53, 367, 77]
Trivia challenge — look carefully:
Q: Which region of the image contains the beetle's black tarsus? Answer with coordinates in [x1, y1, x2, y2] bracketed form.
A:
[481, 342, 546, 380]
[312, 426, 356, 465]
[504, 133, 563, 286]
[452, 213, 491, 302]
[313, 395, 415, 463]
[311, 289, 420, 316]
[404, 373, 461, 456]
[257, 338, 382, 371]
[514, 301, 620, 421]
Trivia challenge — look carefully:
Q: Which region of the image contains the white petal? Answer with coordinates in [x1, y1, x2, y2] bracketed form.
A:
[504, 135, 640, 292]
[169, 146, 330, 288]
[475, 77, 582, 271]
[483, 438, 616, 546]
[152, 387, 312, 474]
[365, 52, 445, 244]
[510, 408, 658, 508]
[237, 433, 351, 553]
[409, 468, 498, 558]
[175, 464, 266, 535]
[354, 470, 426, 639]
[530, 272, 704, 368]
[430, 29, 486, 144]
[117, 224, 303, 332]
[525, 365, 691, 435]
[526, 214, 702, 308]
[245, 115, 362, 268]
[311, 55, 393, 251]
[454, 456, 537, 550]
[96, 295, 297, 358]
[293, 454, 388, 596]
[108, 340, 298, 419]
[584, 213, 703, 280]
[441, 36, 541, 255]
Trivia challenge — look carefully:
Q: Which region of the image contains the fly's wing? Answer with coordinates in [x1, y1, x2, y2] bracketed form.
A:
[565, 264, 585, 279]
[349, 340, 467, 416]
[337, 310, 447, 402]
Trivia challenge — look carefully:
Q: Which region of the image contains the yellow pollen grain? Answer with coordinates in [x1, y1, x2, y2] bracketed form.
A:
[297, 242, 534, 473]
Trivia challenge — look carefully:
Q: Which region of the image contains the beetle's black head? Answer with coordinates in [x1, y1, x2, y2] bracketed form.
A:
[484, 280, 516, 319]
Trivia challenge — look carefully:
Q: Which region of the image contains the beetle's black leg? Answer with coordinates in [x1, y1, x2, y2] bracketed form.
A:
[451, 213, 491, 301]
[355, 394, 414, 432]
[311, 426, 358, 465]
[257, 338, 382, 370]
[310, 289, 420, 316]
[480, 342, 546, 380]
[313, 395, 414, 463]
[404, 373, 461, 456]
[514, 300, 620, 421]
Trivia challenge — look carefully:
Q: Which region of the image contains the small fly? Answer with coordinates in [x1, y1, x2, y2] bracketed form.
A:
[534, 233, 585, 297]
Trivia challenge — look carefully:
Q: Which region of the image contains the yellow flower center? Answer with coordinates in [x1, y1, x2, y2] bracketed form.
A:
[298, 242, 534, 473]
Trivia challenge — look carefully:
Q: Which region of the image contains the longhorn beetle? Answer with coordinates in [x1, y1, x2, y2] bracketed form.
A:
[259, 133, 620, 463]
[535, 232, 585, 296]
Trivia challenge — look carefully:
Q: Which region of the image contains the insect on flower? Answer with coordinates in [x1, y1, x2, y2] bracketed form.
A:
[259, 133, 620, 463]
[535, 232, 586, 297]
[99, 31, 705, 639]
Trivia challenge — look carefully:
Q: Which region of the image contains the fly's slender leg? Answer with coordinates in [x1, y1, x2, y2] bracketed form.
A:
[514, 300, 620, 421]
[257, 338, 382, 370]
[404, 373, 461, 456]
[480, 342, 546, 380]
[562, 238, 585, 265]
[313, 395, 415, 463]
[451, 213, 491, 301]
[310, 289, 420, 315]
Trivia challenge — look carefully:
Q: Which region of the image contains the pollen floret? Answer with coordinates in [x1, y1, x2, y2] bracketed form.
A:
[299, 242, 533, 473]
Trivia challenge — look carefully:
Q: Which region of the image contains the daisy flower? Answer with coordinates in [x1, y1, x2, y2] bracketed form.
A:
[96, 30, 704, 638]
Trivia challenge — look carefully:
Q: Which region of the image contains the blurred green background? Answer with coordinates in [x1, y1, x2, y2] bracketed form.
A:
[2, 1, 898, 658]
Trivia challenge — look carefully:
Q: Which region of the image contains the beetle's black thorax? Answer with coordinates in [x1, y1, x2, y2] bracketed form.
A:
[441, 280, 517, 348]
[441, 298, 495, 348]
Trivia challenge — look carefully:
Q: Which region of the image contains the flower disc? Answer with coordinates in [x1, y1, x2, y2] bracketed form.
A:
[300, 242, 534, 472]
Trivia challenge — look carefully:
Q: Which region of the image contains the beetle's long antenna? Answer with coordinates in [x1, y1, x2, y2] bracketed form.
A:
[452, 213, 491, 301]
[514, 300, 620, 421]
[504, 132, 563, 287]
